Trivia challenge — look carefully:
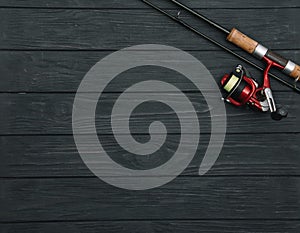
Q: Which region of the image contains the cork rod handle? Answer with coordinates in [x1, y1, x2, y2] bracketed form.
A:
[291, 65, 300, 79]
[227, 28, 258, 54]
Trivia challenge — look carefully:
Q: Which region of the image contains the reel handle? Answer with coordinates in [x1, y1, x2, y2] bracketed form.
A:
[227, 28, 300, 79]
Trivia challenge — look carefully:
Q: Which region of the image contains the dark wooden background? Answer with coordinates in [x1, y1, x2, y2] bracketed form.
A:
[1, 0, 300, 232]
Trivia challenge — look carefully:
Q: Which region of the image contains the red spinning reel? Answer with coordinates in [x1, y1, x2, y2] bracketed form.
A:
[221, 60, 288, 121]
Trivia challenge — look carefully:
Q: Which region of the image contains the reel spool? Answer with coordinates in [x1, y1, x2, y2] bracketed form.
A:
[221, 65, 288, 120]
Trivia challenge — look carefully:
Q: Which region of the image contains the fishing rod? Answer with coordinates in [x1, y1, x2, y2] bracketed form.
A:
[142, 0, 300, 120]
[169, 0, 300, 80]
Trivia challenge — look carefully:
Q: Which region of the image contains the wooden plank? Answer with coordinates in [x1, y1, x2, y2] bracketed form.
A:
[2, 177, 300, 221]
[1, 133, 300, 178]
[0, 92, 298, 135]
[0, 8, 299, 50]
[1, 220, 300, 233]
[0, 0, 299, 9]
[0, 50, 298, 93]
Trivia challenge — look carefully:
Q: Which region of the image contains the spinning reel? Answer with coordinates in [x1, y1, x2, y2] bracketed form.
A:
[221, 64, 288, 121]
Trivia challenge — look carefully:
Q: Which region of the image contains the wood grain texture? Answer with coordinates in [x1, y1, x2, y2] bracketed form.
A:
[0, 8, 299, 50]
[1, 134, 300, 178]
[2, 177, 300, 222]
[2, 220, 300, 233]
[0, 50, 298, 93]
[0, 92, 298, 135]
[1, 0, 300, 231]
[0, 0, 299, 9]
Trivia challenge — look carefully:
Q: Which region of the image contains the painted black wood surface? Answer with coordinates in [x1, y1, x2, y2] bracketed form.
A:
[1, 0, 300, 232]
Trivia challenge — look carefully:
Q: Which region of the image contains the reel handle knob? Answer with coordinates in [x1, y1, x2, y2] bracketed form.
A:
[271, 105, 288, 121]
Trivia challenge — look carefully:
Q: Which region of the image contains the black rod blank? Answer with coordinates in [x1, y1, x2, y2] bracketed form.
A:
[169, 0, 230, 34]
